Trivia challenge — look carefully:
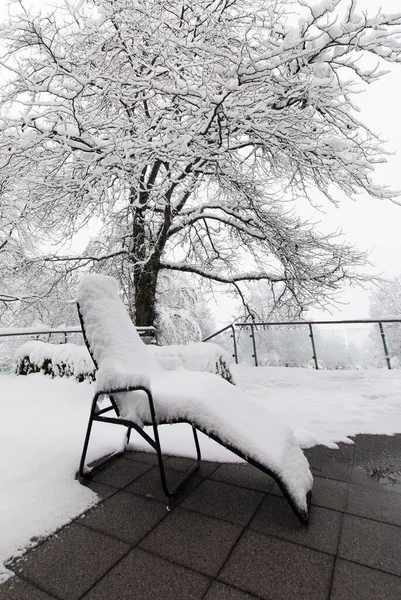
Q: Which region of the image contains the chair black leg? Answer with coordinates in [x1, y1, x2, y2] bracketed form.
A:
[78, 396, 98, 479]
[77, 393, 125, 480]
[125, 426, 132, 449]
[152, 424, 202, 504]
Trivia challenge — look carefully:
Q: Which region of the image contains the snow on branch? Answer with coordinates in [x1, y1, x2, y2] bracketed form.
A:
[160, 260, 287, 285]
[0, 0, 400, 326]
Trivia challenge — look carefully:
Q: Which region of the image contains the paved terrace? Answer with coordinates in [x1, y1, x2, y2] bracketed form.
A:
[2, 434, 401, 600]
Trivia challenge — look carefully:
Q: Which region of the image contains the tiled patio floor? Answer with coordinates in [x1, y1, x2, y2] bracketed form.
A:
[2, 434, 401, 600]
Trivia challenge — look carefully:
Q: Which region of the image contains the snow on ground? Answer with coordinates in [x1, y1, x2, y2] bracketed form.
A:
[234, 366, 401, 449]
[1, 366, 401, 580]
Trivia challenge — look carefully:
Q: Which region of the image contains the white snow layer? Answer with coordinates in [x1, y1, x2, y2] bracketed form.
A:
[77, 274, 312, 513]
[0, 375, 98, 582]
[1, 366, 401, 581]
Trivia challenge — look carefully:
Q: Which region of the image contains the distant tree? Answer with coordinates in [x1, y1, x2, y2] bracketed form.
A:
[155, 272, 215, 345]
[1, 0, 401, 327]
[368, 276, 401, 366]
[233, 280, 310, 365]
[234, 281, 308, 323]
[370, 276, 401, 320]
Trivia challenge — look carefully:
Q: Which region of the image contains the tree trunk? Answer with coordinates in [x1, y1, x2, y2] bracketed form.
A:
[133, 261, 159, 327]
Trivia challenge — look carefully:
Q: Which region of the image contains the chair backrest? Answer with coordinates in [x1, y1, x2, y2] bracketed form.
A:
[76, 274, 161, 385]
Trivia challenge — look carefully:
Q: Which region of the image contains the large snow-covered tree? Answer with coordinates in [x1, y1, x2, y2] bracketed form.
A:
[1, 0, 401, 327]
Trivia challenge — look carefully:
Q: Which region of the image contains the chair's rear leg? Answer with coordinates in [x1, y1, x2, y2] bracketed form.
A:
[78, 393, 126, 480]
[151, 424, 201, 509]
[165, 426, 202, 510]
[192, 426, 201, 463]
[125, 426, 132, 449]
[143, 387, 201, 508]
[78, 397, 97, 478]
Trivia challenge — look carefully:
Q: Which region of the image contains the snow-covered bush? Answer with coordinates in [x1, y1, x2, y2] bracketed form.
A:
[14, 341, 95, 382]
[151, 342, 235, 384]
[14, 340, 234, 383]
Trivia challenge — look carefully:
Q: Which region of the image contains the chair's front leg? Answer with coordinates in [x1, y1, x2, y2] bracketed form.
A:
[78, 391, 126, 480]
[144, 389, 201, 502]
[78, 392, 101, 478]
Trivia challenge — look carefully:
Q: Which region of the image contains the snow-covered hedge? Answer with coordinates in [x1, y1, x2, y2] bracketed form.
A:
[14, 340, 234, 383]
[150, 342, 235, 383]
[14, 341, 96, 382]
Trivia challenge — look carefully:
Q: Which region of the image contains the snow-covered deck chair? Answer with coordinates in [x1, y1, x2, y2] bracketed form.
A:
[77, 275, 313, 523]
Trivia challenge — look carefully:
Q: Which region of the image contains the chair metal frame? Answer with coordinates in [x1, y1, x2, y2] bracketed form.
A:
[77, 303, 311, 523]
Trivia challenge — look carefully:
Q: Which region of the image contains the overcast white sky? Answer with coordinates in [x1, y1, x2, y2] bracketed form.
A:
[0, 0, 400, 323]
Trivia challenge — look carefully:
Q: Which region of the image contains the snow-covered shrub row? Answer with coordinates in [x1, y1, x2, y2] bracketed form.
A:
[14, 340, 235, 383]
[15, 341, 96, 382]
[151, 342, 235, 384]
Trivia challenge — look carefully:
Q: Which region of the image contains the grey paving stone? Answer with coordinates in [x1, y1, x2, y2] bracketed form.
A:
[204, 581, 258, 599]
[353, 435, 401, 492]
[350, 464, 401, 493]
[346, 483, 401, 526]
[270, 475, 348, 512]
[124, 465, 202, 503]
[339, 514, 401, 576]
[124, 449, 160, 465]
[350, 465, 387, 489]
[210, 463, 274, 493]
[219, 529, 334, 600]
[350, 467, 401, 494]
[353, 434, 401, 467]
[139, 507, 242, 577]
[79, 479, 117, 500]
[308, 459, 351, 483]
[164, 456, 220, 478]
[10, 523, 129, 600]
[0, 576, 56, 600]
[78, 490, 167, 544]
[309, 477, 348, 512]
[82, 547, 210, 600]
[90, 457, 152, 488]
[331, 559, 401, 600]
[250, 495, 342, 554]
[304, 443, 354, 483]
[304, 442, 355, 466]
[181, 479, 263, 526]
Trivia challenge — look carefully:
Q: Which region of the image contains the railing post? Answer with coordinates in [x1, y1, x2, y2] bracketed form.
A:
[230, 325, 239, 364]
[309, 323, 319, 369]
[250, 324, 258, 366]
[378, 321, 392, 370]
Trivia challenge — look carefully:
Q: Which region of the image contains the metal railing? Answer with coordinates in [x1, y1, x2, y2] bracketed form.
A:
[204, 323, 239, 363]
[0, 325, 156, 373]
[0, 325, 156, 340]
[204, 319, 401, 370]
[1, 319, 400, 372]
